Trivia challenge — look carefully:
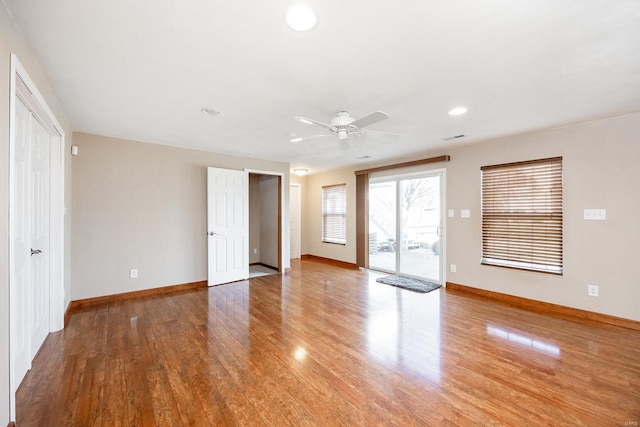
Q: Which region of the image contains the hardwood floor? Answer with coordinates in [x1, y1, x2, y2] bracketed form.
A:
[17, 259, 640, 426]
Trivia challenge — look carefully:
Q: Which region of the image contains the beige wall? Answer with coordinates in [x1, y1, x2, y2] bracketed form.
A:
[304, 168, 357, 263]
[71, 133, 289, 300]
[290, 174, 308, 255]
[249, 174, 261, 264]
[304, 113, 640, 321]
[1, 5, 74, 423]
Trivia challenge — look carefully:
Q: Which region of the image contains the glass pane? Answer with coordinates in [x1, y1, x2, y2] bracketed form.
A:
[368, 181, 396, 273]
[399, 176, 441, 282]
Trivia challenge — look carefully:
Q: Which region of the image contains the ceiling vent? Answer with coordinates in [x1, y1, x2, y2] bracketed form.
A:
[443, 134, 466, 141]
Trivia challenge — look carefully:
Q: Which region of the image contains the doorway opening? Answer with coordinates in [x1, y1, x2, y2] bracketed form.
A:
[248, 173, 282, 276]
[289, 183, 301, 260]
[368, 169, 445, 283]
[9, 54, 66, 420]
[206, 168, 284, 286]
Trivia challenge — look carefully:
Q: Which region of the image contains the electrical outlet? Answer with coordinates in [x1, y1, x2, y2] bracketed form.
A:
[450, 264, 456, 273]
[587, 284, 599, 297]
[253, 248, 257, 254]
[130, 269, 138, 279]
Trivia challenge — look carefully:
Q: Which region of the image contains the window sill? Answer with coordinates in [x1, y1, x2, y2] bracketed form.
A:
[481, 260, 563, 276]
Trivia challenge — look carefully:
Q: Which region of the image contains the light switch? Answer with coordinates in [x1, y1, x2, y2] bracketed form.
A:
[584, 209, 606, 221]
[461, 209, 470, 218]
[448, 209, 454, 218]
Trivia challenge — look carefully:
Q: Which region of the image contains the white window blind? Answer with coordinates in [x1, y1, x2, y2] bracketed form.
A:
[481, 157, 563, 275]
[322, 184, 347, 244]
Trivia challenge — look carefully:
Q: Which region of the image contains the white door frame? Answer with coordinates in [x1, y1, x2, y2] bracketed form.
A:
[244, 169, 289, 272]
[9, 54, 66, 420]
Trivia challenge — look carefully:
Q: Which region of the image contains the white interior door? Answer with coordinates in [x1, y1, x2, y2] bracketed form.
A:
[207, 167, 249, 286]
[12, 99, 51, 383]
[13, 98, 32, 384]
[30, 116, 51, 357]
[10, 56, 65, 421]
[289, 184, 301, 259]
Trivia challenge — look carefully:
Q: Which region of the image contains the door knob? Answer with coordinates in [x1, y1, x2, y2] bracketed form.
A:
[31, 248, 42, 256]
[207, 231, 217, 236]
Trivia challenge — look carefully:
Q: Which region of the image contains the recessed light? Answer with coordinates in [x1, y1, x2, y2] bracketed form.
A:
[293, 168, 308, 176]
[448, 107, 468, 116]
[357, 155, 371, 160]
[290, 137, 303, 143]
[286, 5, 318, 32]
[201, 107, 219, 116]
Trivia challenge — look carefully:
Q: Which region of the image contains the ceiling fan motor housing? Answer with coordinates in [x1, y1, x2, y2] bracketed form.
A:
[331, 111, 356, 127]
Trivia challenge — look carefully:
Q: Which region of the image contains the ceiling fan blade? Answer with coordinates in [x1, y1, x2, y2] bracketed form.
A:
[290, 134, 331, 143]
[349, 111, 389, 129]
[294, 117, 334, 131]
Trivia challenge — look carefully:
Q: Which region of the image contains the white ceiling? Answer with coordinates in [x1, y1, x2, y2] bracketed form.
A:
[5, 0, 640, 174]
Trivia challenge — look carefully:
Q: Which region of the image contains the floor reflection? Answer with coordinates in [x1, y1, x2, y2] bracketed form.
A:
[208, 280, 251, 367]
[366, 276, 441, 383]
[487, 324, 561, 357]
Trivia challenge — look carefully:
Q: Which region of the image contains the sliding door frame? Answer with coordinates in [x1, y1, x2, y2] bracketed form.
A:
[368, 168, 446, 284]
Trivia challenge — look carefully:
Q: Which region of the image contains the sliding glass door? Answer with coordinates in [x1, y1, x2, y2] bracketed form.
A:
[369, 181, 397, 272]
[369, 171, 443, 283]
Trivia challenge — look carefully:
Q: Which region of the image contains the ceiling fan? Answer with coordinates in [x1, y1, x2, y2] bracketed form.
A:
[291, 111, 401, 148]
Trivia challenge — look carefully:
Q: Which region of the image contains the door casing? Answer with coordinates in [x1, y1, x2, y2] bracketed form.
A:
[246, 169, 286, 272]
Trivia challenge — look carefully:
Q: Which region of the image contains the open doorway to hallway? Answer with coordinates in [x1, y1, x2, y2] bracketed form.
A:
[248, 173, 281, 277]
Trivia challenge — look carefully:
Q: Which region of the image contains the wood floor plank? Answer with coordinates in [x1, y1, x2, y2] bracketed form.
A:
[16, 259, 640, 426]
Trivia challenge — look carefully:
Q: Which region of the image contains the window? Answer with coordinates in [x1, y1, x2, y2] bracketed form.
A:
[481, 157, 563, 275]
[322, 184, 347, 244]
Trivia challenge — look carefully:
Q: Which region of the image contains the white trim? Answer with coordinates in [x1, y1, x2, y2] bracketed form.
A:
[9, 54, 66, 420]
[244, 168, 290, 271]
[440, 168, 447, 287]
